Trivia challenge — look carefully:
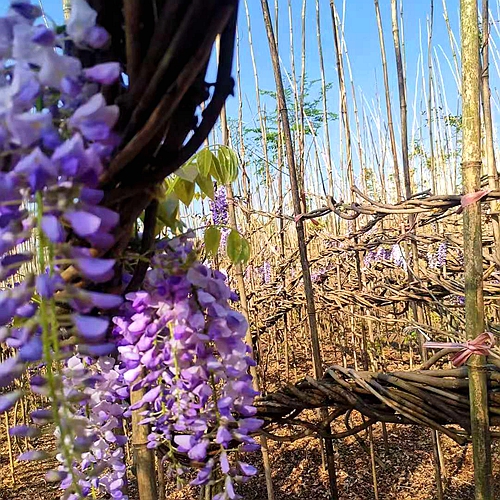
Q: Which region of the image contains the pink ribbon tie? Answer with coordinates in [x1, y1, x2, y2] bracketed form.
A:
[423, 332, 495, 367]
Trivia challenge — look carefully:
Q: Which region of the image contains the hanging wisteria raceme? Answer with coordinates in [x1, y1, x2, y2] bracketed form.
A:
[254, 261, 271, 285]
[210, 184, 230, 247]
[427, 241, 448, 270]
[113, 233, 261, 498]
[55, 355, 129, 500]
[0, 1, 126, 497]
[363, 245, 407, 269]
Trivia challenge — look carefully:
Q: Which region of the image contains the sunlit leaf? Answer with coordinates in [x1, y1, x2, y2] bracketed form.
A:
[196, 174, 215, 200]
[197, 149, 216, 178]
[174, 177, 195, 206]
[175, 159, 198, 182]
[226, 229, 242, 263]
[204, 226, 221, 257]
[239, 236, 250, 264]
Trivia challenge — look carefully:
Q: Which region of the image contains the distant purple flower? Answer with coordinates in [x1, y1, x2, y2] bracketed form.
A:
[210, 185, 229, 226]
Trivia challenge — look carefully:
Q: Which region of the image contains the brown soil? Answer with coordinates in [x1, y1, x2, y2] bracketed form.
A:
[1, 345, 498, 499]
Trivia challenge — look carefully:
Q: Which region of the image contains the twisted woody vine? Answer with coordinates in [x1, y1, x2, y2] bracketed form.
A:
[0, 2, 259, 499]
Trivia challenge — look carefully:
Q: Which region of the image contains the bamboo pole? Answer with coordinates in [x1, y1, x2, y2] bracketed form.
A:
[259, 1, 339, 498]
[461, 0, 493, 497]
[130, 384, 158, 500]
[62, 0, 71, 22]
[427, 1, 437, 193]
[373, 0, 403, 201]
[480, 0, 500, 264]
[315, 0, 334, 195]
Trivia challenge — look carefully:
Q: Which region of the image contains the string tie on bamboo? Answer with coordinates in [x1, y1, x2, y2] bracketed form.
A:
[424, 332, 495, 367]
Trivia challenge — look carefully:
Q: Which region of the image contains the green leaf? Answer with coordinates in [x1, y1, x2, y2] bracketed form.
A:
[204, 226, 221, 257]
[196, 174, 215, 200]
[175, 159, 199, 182]
[197, 149, 216, 178]
[210, 153, 226, 185]
[174, 177, 195, 206]
[156, 194, 179, 233]
[216, 146, 239, 185]
[226, 229, 243, 263]
[239, 237, 250, 264]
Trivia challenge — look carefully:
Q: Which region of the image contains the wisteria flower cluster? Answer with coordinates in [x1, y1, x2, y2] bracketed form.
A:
[311, 263, 334, 284]
[0, 0, 126, 497]
[114, 234, 261, 498]
[57, 355, 129, 500]
[255, 261, 271, 284]
[363, 244, 407, 269]
[427, 242, 448, 270]
[210, 184, 230, 247]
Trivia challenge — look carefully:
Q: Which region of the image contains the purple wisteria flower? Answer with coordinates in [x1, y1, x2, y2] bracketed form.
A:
[0, 1, 124, 498]
[113, 234, 261, 493]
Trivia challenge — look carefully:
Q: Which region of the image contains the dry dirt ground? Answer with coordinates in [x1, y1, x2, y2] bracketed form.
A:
[1, 344, 499, 499]
[2, 421, 500, 500]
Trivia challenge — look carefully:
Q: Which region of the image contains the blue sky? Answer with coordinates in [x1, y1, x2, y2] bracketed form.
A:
[38, 0, 462, 117]
[36, 0, 476, 200]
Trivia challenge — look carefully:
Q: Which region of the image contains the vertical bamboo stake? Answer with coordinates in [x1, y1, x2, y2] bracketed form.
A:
[461, 0, 493, 498]
[62, 0, 71, 21]
[427, 1, 437, 193]
[260, 2, 339, 498]
[243, 0, 271, 210]
[480, 0, 500, 264]
[216, 38, 275, 500]
[315, 0, 334, 195]
[391, 5, 445, 494]
[4, 410, 15, 485]
[373, 0, 403, 201]
[329, 1, 354, 198]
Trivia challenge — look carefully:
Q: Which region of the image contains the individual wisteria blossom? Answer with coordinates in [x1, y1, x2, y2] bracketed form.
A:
[113, 234, 261, 497]
[0, 1, 124, 498]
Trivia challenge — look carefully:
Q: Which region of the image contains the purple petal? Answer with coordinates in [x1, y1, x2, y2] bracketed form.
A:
[84, 62, 121, 85]
[142, 386, 161, 404]
[215, 426, 232, 446]
[19, 334, 42, 362]
[10, 425, 40, 438]
[220, 450, 230, 473]
[17, 450, 49, 461]
[80, 188, 104, 204]
[75, 257, 115, 283]
[79, 342, 116, 357]
[188, 440, 208, 461]
[0, 391, 22, 413]
[11, 3, 42, 20]
[30, 409, 53, 423]
[238, 462, 257, 476]
[174, 435, 194, 453]
[41, 215, 66, 243]
[86, 26, 109, 48]
[73, 314, 109, 341]
[31, 26, 55, 46]
[65, 210, 102, 237]
[87, 291, 123, 309]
